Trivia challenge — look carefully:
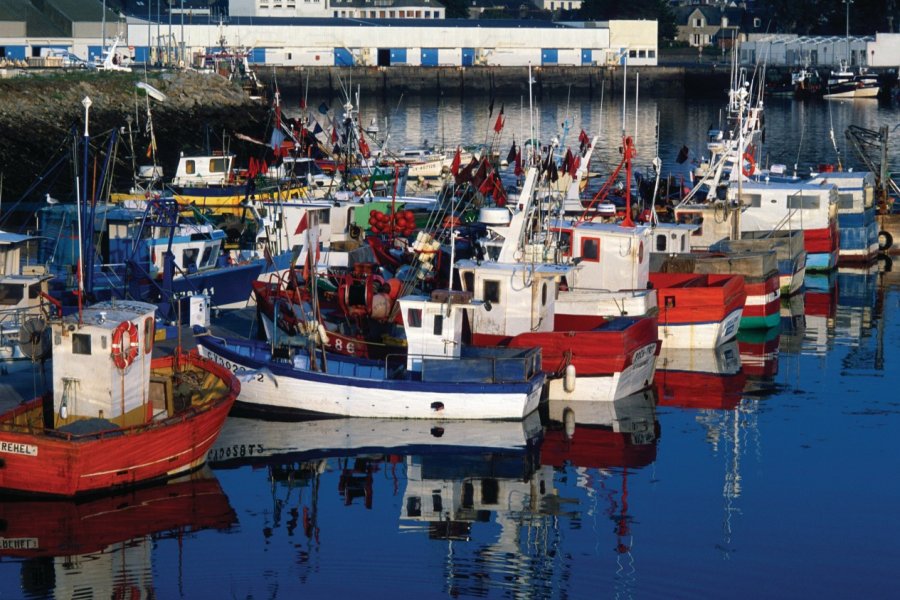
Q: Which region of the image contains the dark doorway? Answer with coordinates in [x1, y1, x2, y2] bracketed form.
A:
[377, 48, 390, 66]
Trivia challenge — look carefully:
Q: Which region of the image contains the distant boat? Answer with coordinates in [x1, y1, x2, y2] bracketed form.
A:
[0, 300, 239, 496]
[823, 62, 879, 99]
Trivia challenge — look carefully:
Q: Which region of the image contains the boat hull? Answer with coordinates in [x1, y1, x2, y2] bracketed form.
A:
[545, 341, 659, 402]
[196, 339, 544, 420]
[0, 354, 238, 497]
[659, 307, 743, 348]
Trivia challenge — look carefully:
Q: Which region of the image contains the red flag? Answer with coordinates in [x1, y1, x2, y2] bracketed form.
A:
[261, 160, 268, 175]
[493, 174, 507, 207]
[562, 149, 574, 176]
[479, 171, 495, 196]
[450, 147, 462, 176]
[331, 124, 338, 144]
[493, 106, 505, 134]
[472, 159, 489, 190]
[248, 156, 258, 178]
[579, 129, 589, 145]
[358, 129, 371, 158]
[455, 157, 478, 185]
[294, 212, 309, 235]
[514, 150, 523, 177]
[299, 97, 306, 109]
[570, 156, 580, 178]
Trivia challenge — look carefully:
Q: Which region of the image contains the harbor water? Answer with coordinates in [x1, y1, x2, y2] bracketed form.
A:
[1, 91, 899, 598]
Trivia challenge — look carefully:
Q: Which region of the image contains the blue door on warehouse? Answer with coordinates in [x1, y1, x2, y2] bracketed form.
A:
[461, 48, 474, 66]
[542, 48, 558, 65]
[335, 48, 354, 66]
[421, 48, 438, 67]
[581, 49, 592, 65]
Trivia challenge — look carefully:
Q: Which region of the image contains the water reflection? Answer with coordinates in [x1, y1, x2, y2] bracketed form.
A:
[0, 468, 235, 599]
[655, 341, 746, 410]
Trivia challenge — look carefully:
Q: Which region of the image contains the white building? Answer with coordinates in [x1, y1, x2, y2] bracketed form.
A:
[228, 0, 445, 19]
[740, 33, 894, 68]
[116, 18, 658, 68]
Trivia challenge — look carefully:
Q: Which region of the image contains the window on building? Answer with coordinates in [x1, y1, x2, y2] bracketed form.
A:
[693, 34, 701, 46]
[754, 18, 761, 28]
[639, 50, 646, 58]
[629, 49, 637, 58]
[694, 18, 703, 27]
[649, 50, 656, 58]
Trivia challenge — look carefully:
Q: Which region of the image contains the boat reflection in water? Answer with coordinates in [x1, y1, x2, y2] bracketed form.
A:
[654, 341, 746, 410]
[0, 468, 235, 599]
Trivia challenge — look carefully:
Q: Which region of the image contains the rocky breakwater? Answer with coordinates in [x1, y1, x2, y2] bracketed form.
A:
[0, 69, 269, 209]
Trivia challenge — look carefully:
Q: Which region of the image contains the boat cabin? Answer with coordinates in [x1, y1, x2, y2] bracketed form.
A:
[809, 171, 876, 215]
[647, 223, 700, 255]
[51, 301, 157, 428]
[0, 233, 53, 363]
[396, 290, 474, 372]
[454, 259, 570, 338]
[172, 153, 235, 187]
[732, 179, 838, 234]
[546, 220, 653, 291]
[147, 221, 226, 277]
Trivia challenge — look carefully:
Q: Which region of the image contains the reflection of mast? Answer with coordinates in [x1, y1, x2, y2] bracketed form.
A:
[695, 396, 759, 557]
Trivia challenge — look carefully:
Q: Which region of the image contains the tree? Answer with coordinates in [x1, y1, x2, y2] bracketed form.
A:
[579, 0, 677, 42]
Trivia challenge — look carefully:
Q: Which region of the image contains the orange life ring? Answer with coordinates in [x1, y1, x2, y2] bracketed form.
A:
[741, 152, 755, 177]
[111, 320, 140, 370]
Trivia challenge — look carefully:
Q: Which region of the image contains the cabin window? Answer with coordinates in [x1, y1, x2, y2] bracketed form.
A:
[109, 223, 129, 239]
[201, 246, 213, 267]
[739, 193, 762, 208]
[864, 187, 874, 207]
[432, 494, 443, 513]
[483, 280, 501, 304]
[837, 193, 854, 210]
[0, 284, 24, 305]
[556, 230, 572, 257]
[581, 237, 600, 261]
[655, 234, 667, 252]
[144, 317, 154, 355]
[462, 271, 475, 293]
[681, 235, 687, 252]
[28, 284, 40, 299]
[664, 296, 676, 309]
[72, 333, 92, 355]
[677, 212, 704, 236]
[209, 158, 228, 173]
[541, 282, 548, 306]
[788, 194, 820, 210]
[433, 315, 443, 335]
[407, 308, 422, 328]
[185, 160, 196, 175]
[481, 479, 499, 505]
[407, 496, 422, 517]
[183, 248, 199, 272]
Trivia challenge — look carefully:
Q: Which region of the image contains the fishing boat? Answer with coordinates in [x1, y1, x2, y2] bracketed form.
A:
[711, 230, 807, 296]
[36, 199, 289, 317]
[196, 288, 545, 420]
[0, 232, 54, 373]
[0, 300, 239, 496]
[823, 63, 880, 99]
[809, 170, 880, 264]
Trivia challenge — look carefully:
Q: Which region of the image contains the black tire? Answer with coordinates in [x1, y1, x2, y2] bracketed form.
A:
[878, 230, 893, 252]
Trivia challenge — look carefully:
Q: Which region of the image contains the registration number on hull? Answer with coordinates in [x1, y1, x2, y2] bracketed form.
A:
[0, 441, 38, 456]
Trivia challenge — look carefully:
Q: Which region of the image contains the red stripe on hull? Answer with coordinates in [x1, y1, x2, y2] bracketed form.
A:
[0, 353, 238, 497]
[804, 223, 839, 254]
[742, 298, 781, 319]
